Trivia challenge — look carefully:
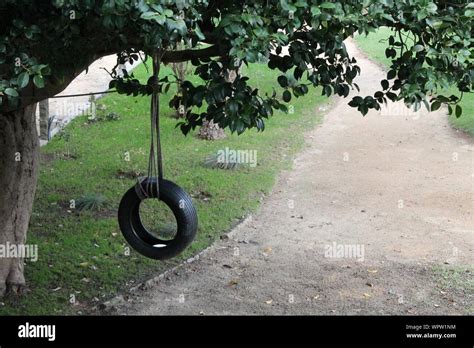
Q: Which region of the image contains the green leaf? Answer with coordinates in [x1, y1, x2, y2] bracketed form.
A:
[33, 75, 45, 88]
[455, 105, 462, 118]
[194, 24, 206, 40]
[431, 101, 441, 112]
[310, 6, 321, 16]
[228, 100, 239, 115]
[277, 75, 288, 88]
[412, 45, 425, 53]
[320, 2, 336, 9]
[348, 96, 363, 107]
[4, 88, 19, 97]
[359, 104, 369, 116]
[17, 72, 30, 89]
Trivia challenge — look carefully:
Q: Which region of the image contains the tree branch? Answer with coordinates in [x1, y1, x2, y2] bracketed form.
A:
[162, 45, 223, 64]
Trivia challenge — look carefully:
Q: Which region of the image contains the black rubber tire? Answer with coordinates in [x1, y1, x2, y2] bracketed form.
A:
[118, 178, 198, 260]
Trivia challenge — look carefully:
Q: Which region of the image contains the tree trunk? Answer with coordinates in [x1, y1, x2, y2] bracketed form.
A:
[198, 120, 227, 140]
[172, 42, 190, 119]
[0, 104, 39, 296]
[39, 99, 49, 141]
[197, 69, 238, 141]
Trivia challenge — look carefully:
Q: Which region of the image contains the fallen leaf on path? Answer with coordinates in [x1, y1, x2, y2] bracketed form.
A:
[263, 247, 273, 254]
[366, 282, 374, 287]
[228, 280, 239, 286]
[363, 293, 371, 298]
[367, 269, 378, 273]
[265, 299, 273, 305]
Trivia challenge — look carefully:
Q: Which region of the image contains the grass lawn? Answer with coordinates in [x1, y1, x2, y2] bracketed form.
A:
[0, 62, 328, 314]
[355, 28, 474, 136]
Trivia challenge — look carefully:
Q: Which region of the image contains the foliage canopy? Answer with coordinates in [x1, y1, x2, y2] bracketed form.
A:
[0, 0, 472, 133]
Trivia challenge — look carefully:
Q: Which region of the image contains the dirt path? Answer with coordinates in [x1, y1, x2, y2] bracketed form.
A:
[119, 40, 473, 315]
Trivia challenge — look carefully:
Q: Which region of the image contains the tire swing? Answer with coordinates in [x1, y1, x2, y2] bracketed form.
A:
[118, 51, 198, 260]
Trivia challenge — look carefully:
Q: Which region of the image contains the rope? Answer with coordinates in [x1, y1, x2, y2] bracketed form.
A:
[19, 54, 166, 201]
[26, 52, 168, 202]
[136, 50, 164, 200]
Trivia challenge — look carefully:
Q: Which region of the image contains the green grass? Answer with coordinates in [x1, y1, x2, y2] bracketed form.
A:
[432, 265, 474, 314]
[447, 94, 474, 135]
[355, 28, 474, 136]
[0, 62, 328, 314]
[433, 265, 474, 292]
[355, 27, 394, 69]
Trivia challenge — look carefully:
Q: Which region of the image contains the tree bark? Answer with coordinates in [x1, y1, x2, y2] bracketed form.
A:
[172, 42, 190, 119]
[0, 104, 39, 296]
[198, 120, 226, 140]
[0, 53, 122, 297]
[39, 99, 49, 141]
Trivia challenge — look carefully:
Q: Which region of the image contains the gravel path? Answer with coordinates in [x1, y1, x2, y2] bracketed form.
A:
[118, 40, 473, 315]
